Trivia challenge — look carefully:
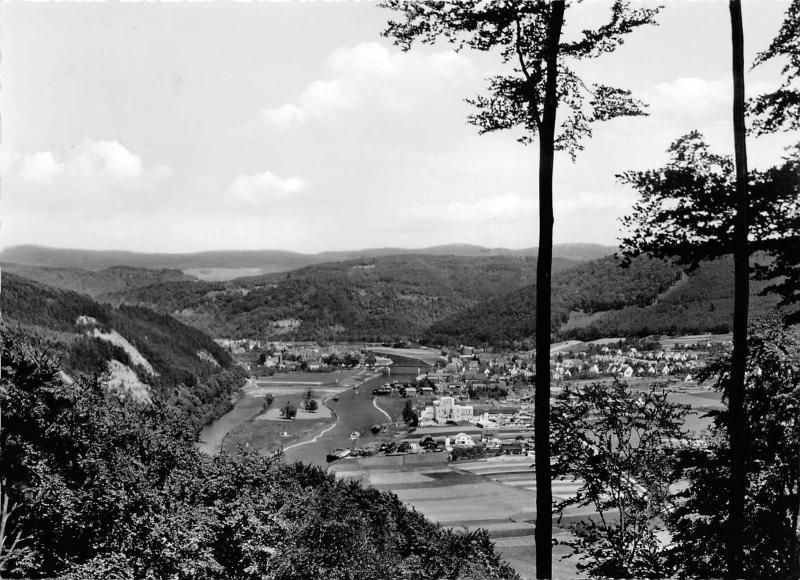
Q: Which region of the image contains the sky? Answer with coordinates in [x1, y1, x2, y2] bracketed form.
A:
[1, 0, 797, 254]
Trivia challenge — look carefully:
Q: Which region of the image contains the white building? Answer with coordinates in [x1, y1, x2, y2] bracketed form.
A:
[435, 396, 473, 424]
[420, 406, 435, 422]
[450, 432, 476, 447]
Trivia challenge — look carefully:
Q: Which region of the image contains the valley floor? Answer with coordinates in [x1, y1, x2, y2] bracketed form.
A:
[330, 455, 589, 579]
[200, 368, 723, 580]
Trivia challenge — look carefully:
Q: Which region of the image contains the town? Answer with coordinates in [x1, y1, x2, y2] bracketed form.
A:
[214, 334, 725, 460]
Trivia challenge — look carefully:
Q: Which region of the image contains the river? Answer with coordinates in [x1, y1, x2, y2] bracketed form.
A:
[283, 370, 418, 466]
[199, 368, 422, 466]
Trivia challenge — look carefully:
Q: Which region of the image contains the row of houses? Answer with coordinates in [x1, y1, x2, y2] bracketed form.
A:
[553, 361, 701, 380]
[551, 344, 709, 381]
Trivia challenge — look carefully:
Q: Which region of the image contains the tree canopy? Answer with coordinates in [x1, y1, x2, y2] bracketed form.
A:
[667, 318, 800, 578]
[382, 1, 658, 157]
[748, 0, 800, 135]
[618, 132, 800, 318]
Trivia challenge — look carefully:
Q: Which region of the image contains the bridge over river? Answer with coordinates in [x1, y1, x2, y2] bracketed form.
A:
[371, 346, 440, 368]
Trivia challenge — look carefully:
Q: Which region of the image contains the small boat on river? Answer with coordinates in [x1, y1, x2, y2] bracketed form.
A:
[326, 448, 352, 463]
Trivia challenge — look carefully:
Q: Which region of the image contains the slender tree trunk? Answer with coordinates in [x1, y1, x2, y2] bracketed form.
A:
[727, 2, 748, 577]
[534, 3, 564, 578]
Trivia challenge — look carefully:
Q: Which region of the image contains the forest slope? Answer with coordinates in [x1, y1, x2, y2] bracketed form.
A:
[424, 255, 784, 346]
[1, 272, 246, 427]
[1, 262, 195, 298]
[102, 255, 577, 341]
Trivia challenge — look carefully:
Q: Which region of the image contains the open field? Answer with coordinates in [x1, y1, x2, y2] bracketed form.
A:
[662, 333, 733, 346]
[223, 409, 331, 454]
[373, 393, 419, 422]
[259, 402, 332, 420]
[254, 369, 362, 385]
[223, 371, 381, 454]
[331, 455, 587, 579]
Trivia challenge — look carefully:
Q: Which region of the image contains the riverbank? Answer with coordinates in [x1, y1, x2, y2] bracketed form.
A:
[197, 379, 262, 455]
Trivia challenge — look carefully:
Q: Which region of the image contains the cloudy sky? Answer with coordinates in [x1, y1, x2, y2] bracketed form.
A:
[1, 1, 797, 254]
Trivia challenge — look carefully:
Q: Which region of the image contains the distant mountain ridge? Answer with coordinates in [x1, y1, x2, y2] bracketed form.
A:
[0, 243, 615, 280]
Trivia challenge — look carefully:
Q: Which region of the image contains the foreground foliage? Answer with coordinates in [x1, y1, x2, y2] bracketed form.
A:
[551, 381, 687, 578]
[0, 330, 519, 580]
[667, 318, 800, 579]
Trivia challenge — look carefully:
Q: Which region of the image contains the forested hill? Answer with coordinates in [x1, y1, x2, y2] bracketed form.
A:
[424, 255, 784, 347]
[0, 262, 196, 298]
[6, 252, 785, 348]
[1, 272, 246, 427]
[101, 254, 577, 341]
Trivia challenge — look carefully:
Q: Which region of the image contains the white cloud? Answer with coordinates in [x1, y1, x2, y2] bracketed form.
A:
[645, 77, 729, 117]
[555, 190, 637, 216]
[16, 140, 149, 185]
[227, 170, 306, 203]
[259, 42, 474, 128]
[445, 194, 536, 222]
[75, 140, 143, 181]
[5, 140, 171, 217]
[644, 77, 775, 120]
[402, 193, 536, 225]
[20, 151, 64, 184]
[261, 104, 305, 128]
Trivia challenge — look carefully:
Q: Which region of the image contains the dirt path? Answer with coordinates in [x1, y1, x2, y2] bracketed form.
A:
[373, 397, 392, 422]
[283, 418, 339, 451]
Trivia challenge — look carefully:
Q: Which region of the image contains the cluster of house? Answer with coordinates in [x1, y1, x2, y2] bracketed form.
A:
[216, 338, 264, 354]
[216, 338, 392, 372]
[415, 353, 533, 392]
[413, 394, 540, 432]
[470, 409, 533, 429]
[427, 348, 535, 377]
[391, 432, 531, 455]
[551, 345, 707, 381]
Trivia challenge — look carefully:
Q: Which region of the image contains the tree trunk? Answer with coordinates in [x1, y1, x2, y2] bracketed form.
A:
[727, 1, 749, 577]
[534, 3, 564, 578]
